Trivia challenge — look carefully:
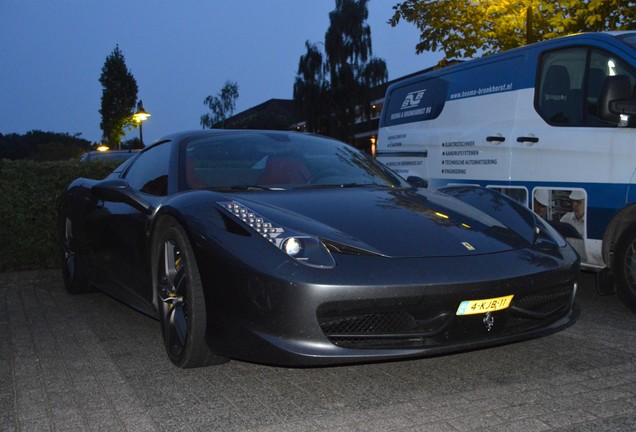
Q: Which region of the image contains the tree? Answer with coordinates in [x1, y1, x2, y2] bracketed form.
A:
[99, 45, 138, 148]
[121, 137, 144, 150]
[294, 0, 388, 142]
[200, 81, 239, 128]
[0, 131, 91, 160]
[390, 0, 636, 61]
[293, 41, 328, 133]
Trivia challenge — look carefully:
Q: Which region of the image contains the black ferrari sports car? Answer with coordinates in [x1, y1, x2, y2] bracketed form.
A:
[58, 130, 579, 368]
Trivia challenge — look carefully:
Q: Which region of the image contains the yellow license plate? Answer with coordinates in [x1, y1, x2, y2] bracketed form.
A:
[456, 295, 514, 316]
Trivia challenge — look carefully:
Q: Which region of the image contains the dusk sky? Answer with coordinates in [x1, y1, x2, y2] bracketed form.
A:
[1, 1, 442, 145]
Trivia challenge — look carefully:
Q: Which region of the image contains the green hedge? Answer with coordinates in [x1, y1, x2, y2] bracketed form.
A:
[0, 160, 118, 272]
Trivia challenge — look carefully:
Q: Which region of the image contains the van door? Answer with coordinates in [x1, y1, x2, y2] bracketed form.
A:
[377, 77, 450, 181]
[510, 45, 636, 266]
[426, 55, 524, 196]
[378, 55, 526, 191]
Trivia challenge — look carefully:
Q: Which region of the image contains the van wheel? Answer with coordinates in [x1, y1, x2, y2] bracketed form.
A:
[614, 227, 636, 313]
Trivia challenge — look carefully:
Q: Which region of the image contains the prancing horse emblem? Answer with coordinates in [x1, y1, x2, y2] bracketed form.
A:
[483, 312, 495, 331]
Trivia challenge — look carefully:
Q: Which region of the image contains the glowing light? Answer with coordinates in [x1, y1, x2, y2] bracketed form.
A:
[133, 110, 151, 123]
[283, 238, 302, 256]
[97, 145, 109, 152]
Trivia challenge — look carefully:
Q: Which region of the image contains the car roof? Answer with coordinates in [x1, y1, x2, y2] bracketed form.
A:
[154, 129, 314, 144]
[81, 149, 140, 161]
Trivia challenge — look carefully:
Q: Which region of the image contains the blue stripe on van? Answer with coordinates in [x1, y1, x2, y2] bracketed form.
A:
[445, 54, 530, 102]
[382, 54, 535, 127]
[380, 32, 636, 128]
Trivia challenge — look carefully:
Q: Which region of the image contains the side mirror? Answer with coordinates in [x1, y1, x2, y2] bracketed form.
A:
[92, 179, 153, 214]
[609, 98, 636, 116]
[407, 176, 428, 188]
[599, 75, 634, 126]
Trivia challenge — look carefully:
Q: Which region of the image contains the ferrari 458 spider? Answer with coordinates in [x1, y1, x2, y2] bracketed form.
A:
[58, 130, 579, 368]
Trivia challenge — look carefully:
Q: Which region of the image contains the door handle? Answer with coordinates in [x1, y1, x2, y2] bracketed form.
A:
[516, 135, 539, 145]
[486, 135, 506, 143]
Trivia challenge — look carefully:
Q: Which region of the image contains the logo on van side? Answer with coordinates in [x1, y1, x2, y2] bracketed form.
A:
[401, 90, 426, 110]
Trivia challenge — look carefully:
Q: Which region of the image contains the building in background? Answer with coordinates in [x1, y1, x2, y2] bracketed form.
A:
[224, 67, 438, 155]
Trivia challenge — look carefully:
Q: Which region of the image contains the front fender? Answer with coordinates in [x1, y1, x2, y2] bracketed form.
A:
[440, 186, 537, 244]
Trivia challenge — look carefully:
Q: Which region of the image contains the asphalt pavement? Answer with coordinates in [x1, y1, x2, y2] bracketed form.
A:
[1, 269, 635, 432]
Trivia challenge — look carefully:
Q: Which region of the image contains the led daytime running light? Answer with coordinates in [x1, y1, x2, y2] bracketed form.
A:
[220, 201, 285, 245]
[219, 200, 336, 269]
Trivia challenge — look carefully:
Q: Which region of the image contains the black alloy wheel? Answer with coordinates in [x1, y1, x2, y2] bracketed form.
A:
[61, 217, 91, 294]
[154, 217, 228, 368]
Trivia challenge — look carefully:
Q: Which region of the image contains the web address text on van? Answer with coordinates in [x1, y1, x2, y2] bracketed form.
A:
[449, 82, 513, 100]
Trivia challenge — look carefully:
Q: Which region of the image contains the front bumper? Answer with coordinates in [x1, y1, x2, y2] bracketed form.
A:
[196, 239, 580, 367]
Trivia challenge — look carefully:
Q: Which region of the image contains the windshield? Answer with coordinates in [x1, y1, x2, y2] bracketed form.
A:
[180, 131, 407, 191]
[616, 33, 636, 51]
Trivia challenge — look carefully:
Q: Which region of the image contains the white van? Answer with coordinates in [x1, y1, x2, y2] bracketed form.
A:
[377, 32, 636, 311]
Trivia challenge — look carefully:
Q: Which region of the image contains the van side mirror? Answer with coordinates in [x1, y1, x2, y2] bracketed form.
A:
[609, 98, 636, 116]
[407, 176, 428, 188]
[599, 75, 634, 126]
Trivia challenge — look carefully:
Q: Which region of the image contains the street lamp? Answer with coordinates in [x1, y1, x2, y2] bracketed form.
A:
[132, 100, 151, 146]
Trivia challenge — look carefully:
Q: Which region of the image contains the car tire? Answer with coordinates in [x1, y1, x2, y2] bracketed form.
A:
[153, 217, 229, 368]
[61, 217, 92, 294]
[614, 227, 636, 313]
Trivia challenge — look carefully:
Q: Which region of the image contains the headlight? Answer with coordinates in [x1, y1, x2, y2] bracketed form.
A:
[219, 200, 336, 269]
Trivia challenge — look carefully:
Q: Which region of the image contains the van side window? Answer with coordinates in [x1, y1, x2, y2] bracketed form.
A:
[537, 48, 586, 125]
[587, 51, 636, 125]
[537, 48, 636, 127]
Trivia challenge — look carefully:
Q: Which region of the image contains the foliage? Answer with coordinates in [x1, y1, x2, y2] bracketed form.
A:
[293, 41, 328, 133]
[390, 0, 636, 60]
[121, 137, 144, 150]
[0, 159, 118, 272]
[99, 45, 139, 147]
[224, 99, 298, 130]
[200, 81, 240, 128]
[294, 0, 388, 142]
[0, 130, 92, 161]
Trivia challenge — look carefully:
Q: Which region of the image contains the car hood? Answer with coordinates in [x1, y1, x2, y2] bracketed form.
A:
[224, 186, 535, 258]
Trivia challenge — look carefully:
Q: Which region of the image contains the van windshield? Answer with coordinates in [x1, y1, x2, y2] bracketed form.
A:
[616, 33, 636, 51]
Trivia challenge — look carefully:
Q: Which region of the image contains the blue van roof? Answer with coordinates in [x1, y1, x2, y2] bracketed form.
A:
[387, 31, 636, 92]
[380, 31, 636, 128]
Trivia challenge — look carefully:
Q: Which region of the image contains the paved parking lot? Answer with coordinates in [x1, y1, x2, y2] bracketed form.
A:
[1, 269, 635, 431]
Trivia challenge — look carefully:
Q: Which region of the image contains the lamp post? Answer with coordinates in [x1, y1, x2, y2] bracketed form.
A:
[132, 100, 151, 147]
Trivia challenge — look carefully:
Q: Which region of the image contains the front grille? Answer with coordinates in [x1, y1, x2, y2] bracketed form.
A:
[320, 311, 417, 335]
[504, 284, 575, 333]
[318, 310, 452, 349]
[512, 285, 573, 316]
[317, 283, 575, 350]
